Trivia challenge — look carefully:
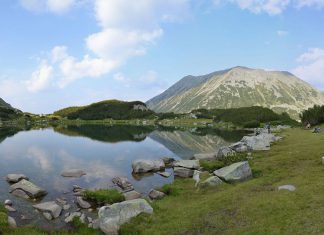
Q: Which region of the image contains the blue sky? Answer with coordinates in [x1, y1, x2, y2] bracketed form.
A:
[1, 0, 324, 113]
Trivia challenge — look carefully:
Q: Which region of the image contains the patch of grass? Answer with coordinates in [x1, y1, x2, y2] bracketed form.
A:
[120, 127, 324, 234]
[200, 160, 225, 172]
[83, 189, 125, 205]
[158, 184, 180, 196]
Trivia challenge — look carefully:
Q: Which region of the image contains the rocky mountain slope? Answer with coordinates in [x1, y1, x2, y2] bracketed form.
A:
[0, 98, 12, 109]
[147, 67, 324, 119]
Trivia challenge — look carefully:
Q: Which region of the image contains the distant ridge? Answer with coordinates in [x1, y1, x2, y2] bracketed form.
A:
[147, 66, 324, 119]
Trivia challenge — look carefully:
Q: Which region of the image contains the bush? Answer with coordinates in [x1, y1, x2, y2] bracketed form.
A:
[83, 189, 125, 205]
[300, 105, 324, 125]
[159, 184, 179, 196]
[200, 160, 225, 172]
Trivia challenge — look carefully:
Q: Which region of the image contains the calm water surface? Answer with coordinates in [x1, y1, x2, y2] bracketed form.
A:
[0, 125, 248, 229]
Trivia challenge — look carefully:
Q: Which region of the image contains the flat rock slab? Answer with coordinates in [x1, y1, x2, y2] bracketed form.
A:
[61, 169, 86, 178]
[99, 199, 153, 235]
[132, 159, 165, 173]
[33, 201, 62, 219]
[6, 174, 29, 183]
[214, 161, 252, 183]
[174, 167, 194, 178]
[278, 185, 296, 192]
[156, 171, 172, 178]
[123, 191, 142, 201]
[112, 177, 134, 192]
[10, 179, 47, 199]
[193, 153, 216, 160]
[173, 160, 200, 169]
[161, 157, 175, 167]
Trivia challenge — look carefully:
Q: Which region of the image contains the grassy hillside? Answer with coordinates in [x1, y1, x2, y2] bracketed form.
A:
[192, 106, 298, 127]
[121, 127, 324, 234]
[54, 100, 155, 120]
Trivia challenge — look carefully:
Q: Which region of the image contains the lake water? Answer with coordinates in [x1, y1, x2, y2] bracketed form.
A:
[0, 125, 248, 230]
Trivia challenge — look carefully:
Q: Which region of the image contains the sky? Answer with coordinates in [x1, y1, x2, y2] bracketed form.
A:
[0, 0, 324, 114]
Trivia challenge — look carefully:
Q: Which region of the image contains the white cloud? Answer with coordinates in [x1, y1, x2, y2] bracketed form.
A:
[26, 61, 53, 92]
[292, 48, 324, 90]
[277, 30, 289, 37]
[20, 0, 76, 13]
[295, 0, 324, 8]
[230, 0, 290, 15]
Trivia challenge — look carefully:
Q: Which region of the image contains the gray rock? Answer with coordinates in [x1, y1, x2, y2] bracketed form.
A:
[229, 142, 251, 153]
[61, 169, 86, 178]
[6, 174, 29, 183]
[214, 161, 252, 183]
[76, 197, 91, 209]
[63, 204, 71, 210]
[132, 159, 165, 173]
[200, 176, 224, 187]
[161, 157, 175, 167]
[123, 191, 142, 201]
[217, 146, 236, 159]
[240, 133, 280, 151]
[43, 212, 53, 221]
[10, 179, 47, 199]
[92, 219, 100, 229]
[65, 212, 82, 223]
[278, 185, 296, 192]
[156, 171, 172, 178]
[73, 185, 83, 192]
[8, 216, 17, 228]
[174, 167, 194, 178]
[193, 153, 216, 160]
[80, 213, 87, 223]
[148, 189, 166, 200]
[173, 160, 200, 169]
[11, 189, 30, 199]
[112, 177, 134, 192]
[33, 201, 62, 219]
[4, 199, 12, 206]
[99, 199, 153, 235]
[5, 205, 16, 212]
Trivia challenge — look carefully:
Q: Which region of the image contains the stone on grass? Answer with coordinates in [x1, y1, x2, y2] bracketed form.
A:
[61, 169, 86, 178]
[123, 191, 142, 201]
[8, 216, 17, 228]
[132, 159, 165, 173]
[173, 167, 194, 178]
[217, 147, 236, 159]
[5, 205, 16, 212]
[214, 161, 252, 183]
[112, 177, 134, 192]
[200, 176, 224, 187]
[65, 212, 82, 223]
[278, 185, 296, 192]
[99, 199, 153, 235]
[322, 157, 324, 165]
[173, 160, 200, 169]
[4, 199, 12, 206]
[6, 174, 29, 183]
[76, 197, 91, 209]
[148, 189, 166, 200]
[33, 201, 62, 219]
[10, 179, 47, 199]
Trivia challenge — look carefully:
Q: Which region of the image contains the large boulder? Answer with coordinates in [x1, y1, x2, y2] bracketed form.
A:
[214, 161, 252, 183]
[173, 167, 194, 178]
[98, 199, 153, 235]
[61, 169, 86, 178]
[173, 160, 200, 169]
[10, 179, 47, 199]
[200, 176, 224, 187]
[240, 133, 280, 151]
[229, 142, 251, 153]
[132, 159, 165, 173]
[217, 146, 236, 159]
[112, 177, 134, 192]
[33, 201, 62, 219]
[6, 174, 29, 183]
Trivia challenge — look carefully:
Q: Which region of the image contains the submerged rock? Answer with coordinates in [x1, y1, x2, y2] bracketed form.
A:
[112, 177, 134, 192]
[33, 201, 62, 219]
[132, 159, 165, 173]
[214, 161, 252, 183]
[173, 160, 200, 169]
[174, 167, 194, 178]
[61, 169, 86, 178]
[6, 174, 29, 183]
[10, 179, 47, 199]
[99, 199, 153, 235]
[148, 189, 166, 200]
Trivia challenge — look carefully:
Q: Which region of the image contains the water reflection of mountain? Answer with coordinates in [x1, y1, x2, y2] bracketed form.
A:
[53, 125, 155, 143]
[149, 129, 248, 159]
[0, 127, 23, 143]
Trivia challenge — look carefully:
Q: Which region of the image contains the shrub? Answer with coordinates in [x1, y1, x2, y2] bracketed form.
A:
[200, 160, 225, 172]
[159, 184, 179, 196]
[83, 189, 125, 205]
[300, 105, 324, 125]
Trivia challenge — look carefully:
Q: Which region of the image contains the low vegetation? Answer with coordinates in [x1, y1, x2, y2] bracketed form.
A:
[83, 189, 125, 205]
[192, 106, 298, 127]
[200, 153, 249, 172]
[300, 105, 324, 125]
